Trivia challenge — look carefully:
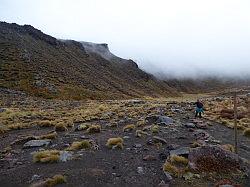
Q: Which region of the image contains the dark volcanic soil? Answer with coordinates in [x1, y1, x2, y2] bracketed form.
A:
[0, 90, 249, 187]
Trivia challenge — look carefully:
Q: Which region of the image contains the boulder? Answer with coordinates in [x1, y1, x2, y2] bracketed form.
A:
[188, 145, 242, 172]
[157, 116, 174, 126]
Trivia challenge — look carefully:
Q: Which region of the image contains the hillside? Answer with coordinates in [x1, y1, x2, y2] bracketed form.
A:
[0, 21, 176, 100]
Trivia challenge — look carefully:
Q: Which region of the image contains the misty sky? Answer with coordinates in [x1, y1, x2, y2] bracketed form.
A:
[1, 0, 250, 78]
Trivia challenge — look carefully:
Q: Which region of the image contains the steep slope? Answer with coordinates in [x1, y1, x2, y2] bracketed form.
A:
[0, 21, 176, 100]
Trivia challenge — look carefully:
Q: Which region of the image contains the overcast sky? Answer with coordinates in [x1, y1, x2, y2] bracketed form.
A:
[1, 0, 250, 78]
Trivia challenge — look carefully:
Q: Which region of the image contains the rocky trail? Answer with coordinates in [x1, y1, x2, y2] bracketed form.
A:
[0, 89, 249, 187]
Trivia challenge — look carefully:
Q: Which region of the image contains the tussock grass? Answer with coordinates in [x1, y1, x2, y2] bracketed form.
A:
[37, 120, 55, 127]
[54, 123, 68, 131]
[87, 125, 101, 133]
[77, 124, 90, 131]
[33, 150, 60, 163]
[38, 132, 57, 140]
[66, 140, 91, 151]
[136, 120, 145, 127]
[163, 161, 180, 177]
[135, 130, 149, 138]
[106, 137, 124, 149]
[151, 125, 159, 133]
[123, 124, 135, 132]
[170, 155, 189, 165]
[31, 174, 66, 187]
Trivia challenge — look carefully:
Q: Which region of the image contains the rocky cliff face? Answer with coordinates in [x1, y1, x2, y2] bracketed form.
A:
[0, 21, 176, 100]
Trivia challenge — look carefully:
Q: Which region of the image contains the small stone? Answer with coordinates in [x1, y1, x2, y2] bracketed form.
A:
[137, 167, 144, 174]
[123, 136, 130, 139]
[23, 140, 51, 148]
[158, 180, 170, 187]
[59, 151, 72, 162]
[164, 171, 173, 182]
[185, 123, 196, 128]
[143, 155, 156, 161]
[31, 174, 40, 182]
[134, 144, 142, 148]
[152, 136, 167, 144]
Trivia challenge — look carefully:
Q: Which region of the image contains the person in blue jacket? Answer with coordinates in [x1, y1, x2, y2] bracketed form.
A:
[195, 99, 204, 118]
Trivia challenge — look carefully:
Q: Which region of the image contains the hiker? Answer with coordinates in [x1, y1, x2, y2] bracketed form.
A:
[195, 99, 204, 118]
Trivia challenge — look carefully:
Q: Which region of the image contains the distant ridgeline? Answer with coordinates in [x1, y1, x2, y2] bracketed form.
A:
[0, 21, 177, 100]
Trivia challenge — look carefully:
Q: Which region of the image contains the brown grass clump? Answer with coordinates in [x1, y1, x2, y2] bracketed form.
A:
[66, 140, 91, 151]
[163, 161, 180, 177]
[33, 150, 60, 163]
[0, 126, 9, 134]
[87, 125, 101, 133]
[135, 130, 149, 138]
[136, 120, 145, 127]
[37, 120, 55, 127]
[8, 123, 30, 130]
[31, 174, 66, 187]
[243, 128, 250, 137]
[38, 132, 57, 140]
[221, 144, 235, 152]
[123, 124, 135, 132]
[106, 137, 124, 149]
[77, 124, 90, 131]
[54, 123, 68, 132]
[170, 155, 189, 165]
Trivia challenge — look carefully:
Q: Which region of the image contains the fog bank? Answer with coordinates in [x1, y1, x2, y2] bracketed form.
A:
[1, 0, 250, 78]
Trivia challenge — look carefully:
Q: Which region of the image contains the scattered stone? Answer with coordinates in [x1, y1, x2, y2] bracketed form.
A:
[170, 147, 190, 157]
[123, 136, 130, 139]
[158, 180, 169, 187]
[134, 144, 142, 148]
[23, 140, 51, 148]
[193, 130, 210, 140]
[59, 151, 72, 162]
[137, 167, 144, 174]
[185, 123, 196, 128]
[157, 116, 174, 126]
[80, 135, 89, 139]
[163, 171, 173, 182]
[31, 174, 41, 182]
[143, 155, 156, 161]
[152, 136, 167, 144]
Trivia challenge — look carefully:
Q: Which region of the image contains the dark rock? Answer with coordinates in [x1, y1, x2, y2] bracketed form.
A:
[188, 145, 243, 172]
[170, 147, 190, 157]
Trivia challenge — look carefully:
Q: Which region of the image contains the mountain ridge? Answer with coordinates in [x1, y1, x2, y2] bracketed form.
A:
[0, 21, 177, 100]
